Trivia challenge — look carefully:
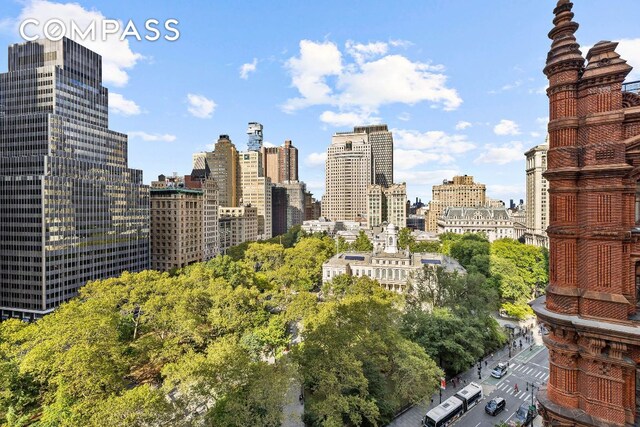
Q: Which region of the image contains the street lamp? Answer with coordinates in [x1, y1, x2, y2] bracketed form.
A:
[508, 332, 512, 358]
[526, 382, 540, 412]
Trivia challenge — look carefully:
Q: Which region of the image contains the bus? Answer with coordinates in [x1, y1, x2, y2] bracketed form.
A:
[423, 382, 483, 427]
[454, 382, 483, 411]
[423, 395, 464, 427]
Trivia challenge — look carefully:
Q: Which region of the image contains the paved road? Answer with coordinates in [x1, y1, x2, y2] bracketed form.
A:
[388, 327, 548, 427]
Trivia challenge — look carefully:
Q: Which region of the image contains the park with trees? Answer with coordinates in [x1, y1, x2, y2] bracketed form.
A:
[0, 229, 546, 426]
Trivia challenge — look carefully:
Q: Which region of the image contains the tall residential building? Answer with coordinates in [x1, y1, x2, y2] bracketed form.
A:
[238, 150, 272, 239]
[533, 2, 640, 425]
[262, 140, 299, 184]
[149, 177, 219, 271]
[0, 38, 149, 320]
[323, 125, 396, 221]
[202, 178, 219, 261]
[367, 183, 407, 228]
[209, 135, 238, 207]
[426, 175, 486, 232]
[323, 132, 372, 221]
[279, 181, 306, 230]
[150, 188, 204, 271]
[355, 125, 393, 187]
[304, 191, 321, 221]
[247, 122, 263, 151]
[524, 142, 549, 248]
[219, 205, 258, 252]
[272, 186, 288, 236]
[192, 152, 207, 170]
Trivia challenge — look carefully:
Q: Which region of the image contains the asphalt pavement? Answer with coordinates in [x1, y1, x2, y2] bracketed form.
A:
[388, 325, 548, 427]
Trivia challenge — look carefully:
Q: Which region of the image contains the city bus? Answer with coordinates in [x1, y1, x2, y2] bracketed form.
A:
[423, 395, 464, 427]
[454, 382, 483, 411]
[423, 382, 484, 427]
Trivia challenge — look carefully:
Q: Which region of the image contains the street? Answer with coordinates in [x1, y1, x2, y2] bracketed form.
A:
[388, 338, 548, 427]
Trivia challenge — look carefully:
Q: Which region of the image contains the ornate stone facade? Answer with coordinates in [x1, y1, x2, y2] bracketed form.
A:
[532, 2, 640, 425]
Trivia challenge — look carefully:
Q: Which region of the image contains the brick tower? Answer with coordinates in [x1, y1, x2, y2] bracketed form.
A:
[532, 1, 640, 425]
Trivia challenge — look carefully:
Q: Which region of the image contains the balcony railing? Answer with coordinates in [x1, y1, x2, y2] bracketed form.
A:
[623, 80, 640, 94]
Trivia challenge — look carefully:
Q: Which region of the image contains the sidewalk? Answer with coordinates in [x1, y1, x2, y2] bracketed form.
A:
[391, 324, 544, 424]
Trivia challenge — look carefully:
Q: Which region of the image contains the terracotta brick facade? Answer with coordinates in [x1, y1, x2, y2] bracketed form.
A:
[533, 1, 640, 426]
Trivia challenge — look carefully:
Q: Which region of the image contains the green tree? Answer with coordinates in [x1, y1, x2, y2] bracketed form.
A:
[350, 230, 373, 252]
[449, 233, 491, 275]
[244, 242, 285, 272]
[398, 227, 415, 249]
[295, 280, 440, 425]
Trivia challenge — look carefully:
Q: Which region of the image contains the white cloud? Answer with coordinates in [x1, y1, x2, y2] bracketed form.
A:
[263, 141, 275, 148]
[283, 40, 342, 112]
[283, 39, 462, 120]
[345, 40, 388, 64]
[108, 92, 140, 116]
[319, 110, 380, 127]
[393, 129, 476, 154]
[475, 141, 524, 165]
[397, 112, 411, 121]
[7, 0, 143, 87]
[455, 121, 472, 130]
[614, 39, 640, 80]
[395, 149, 454, 170]
[530, 131, 541, 138]
[128, 131, 176, 142]
[239, 58, 258, 79]
[187, 93, 216, 119]
[493, 119, 521, 136]
[305, 152, 327, 167]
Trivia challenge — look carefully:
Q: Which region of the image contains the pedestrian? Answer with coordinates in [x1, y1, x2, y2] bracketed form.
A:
[485, 360, 488, 367]
[514, 383, 519, 393]
[463, 378, 467, 385]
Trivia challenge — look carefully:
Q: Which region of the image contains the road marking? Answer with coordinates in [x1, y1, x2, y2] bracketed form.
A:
[523, 393, 530, 401]
[525, 367, 534, 375]
[543, 374, 549, 381]
[535, 371, 544, 378]
[474, 423, 481, 427]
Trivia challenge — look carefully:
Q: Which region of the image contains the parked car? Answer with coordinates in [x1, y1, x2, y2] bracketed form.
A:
[491, 362, 508, 379]
[514, 402, 537, 425]
[484, 397, 506, 416]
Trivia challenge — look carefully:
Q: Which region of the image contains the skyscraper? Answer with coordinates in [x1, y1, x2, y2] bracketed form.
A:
[0, 38, 149, 320]
[323, 132, 372, 221]
[262, 140, 299, 184]
[237, 150, 272, 239]
[208, 135, 238, 207]
[354, 125, 393, 187]
[247, 122, 263, 151]
[524, 142, 549, 248]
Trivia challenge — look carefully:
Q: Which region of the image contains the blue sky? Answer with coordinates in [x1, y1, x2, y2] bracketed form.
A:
[2, 0, 640, 203]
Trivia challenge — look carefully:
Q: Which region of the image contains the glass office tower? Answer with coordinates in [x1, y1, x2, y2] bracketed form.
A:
[0, 38, 149, 320]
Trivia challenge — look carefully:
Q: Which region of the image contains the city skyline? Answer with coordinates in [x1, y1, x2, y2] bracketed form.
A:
[3, 1, 640, 202]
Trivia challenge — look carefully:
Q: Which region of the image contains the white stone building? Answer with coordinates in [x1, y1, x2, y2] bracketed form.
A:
[437, 207, 514, 242]
[524, 142, 549, 248]
[322, 224, 465, 293]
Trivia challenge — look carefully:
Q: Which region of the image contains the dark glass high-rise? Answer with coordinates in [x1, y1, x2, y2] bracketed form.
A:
[0, 37, 150, 320]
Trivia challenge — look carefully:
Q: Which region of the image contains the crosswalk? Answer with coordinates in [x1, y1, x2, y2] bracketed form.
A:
[490, 362, 550, 402]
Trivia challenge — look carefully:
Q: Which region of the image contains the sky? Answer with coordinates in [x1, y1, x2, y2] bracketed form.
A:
[2, 0, 640, 203]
